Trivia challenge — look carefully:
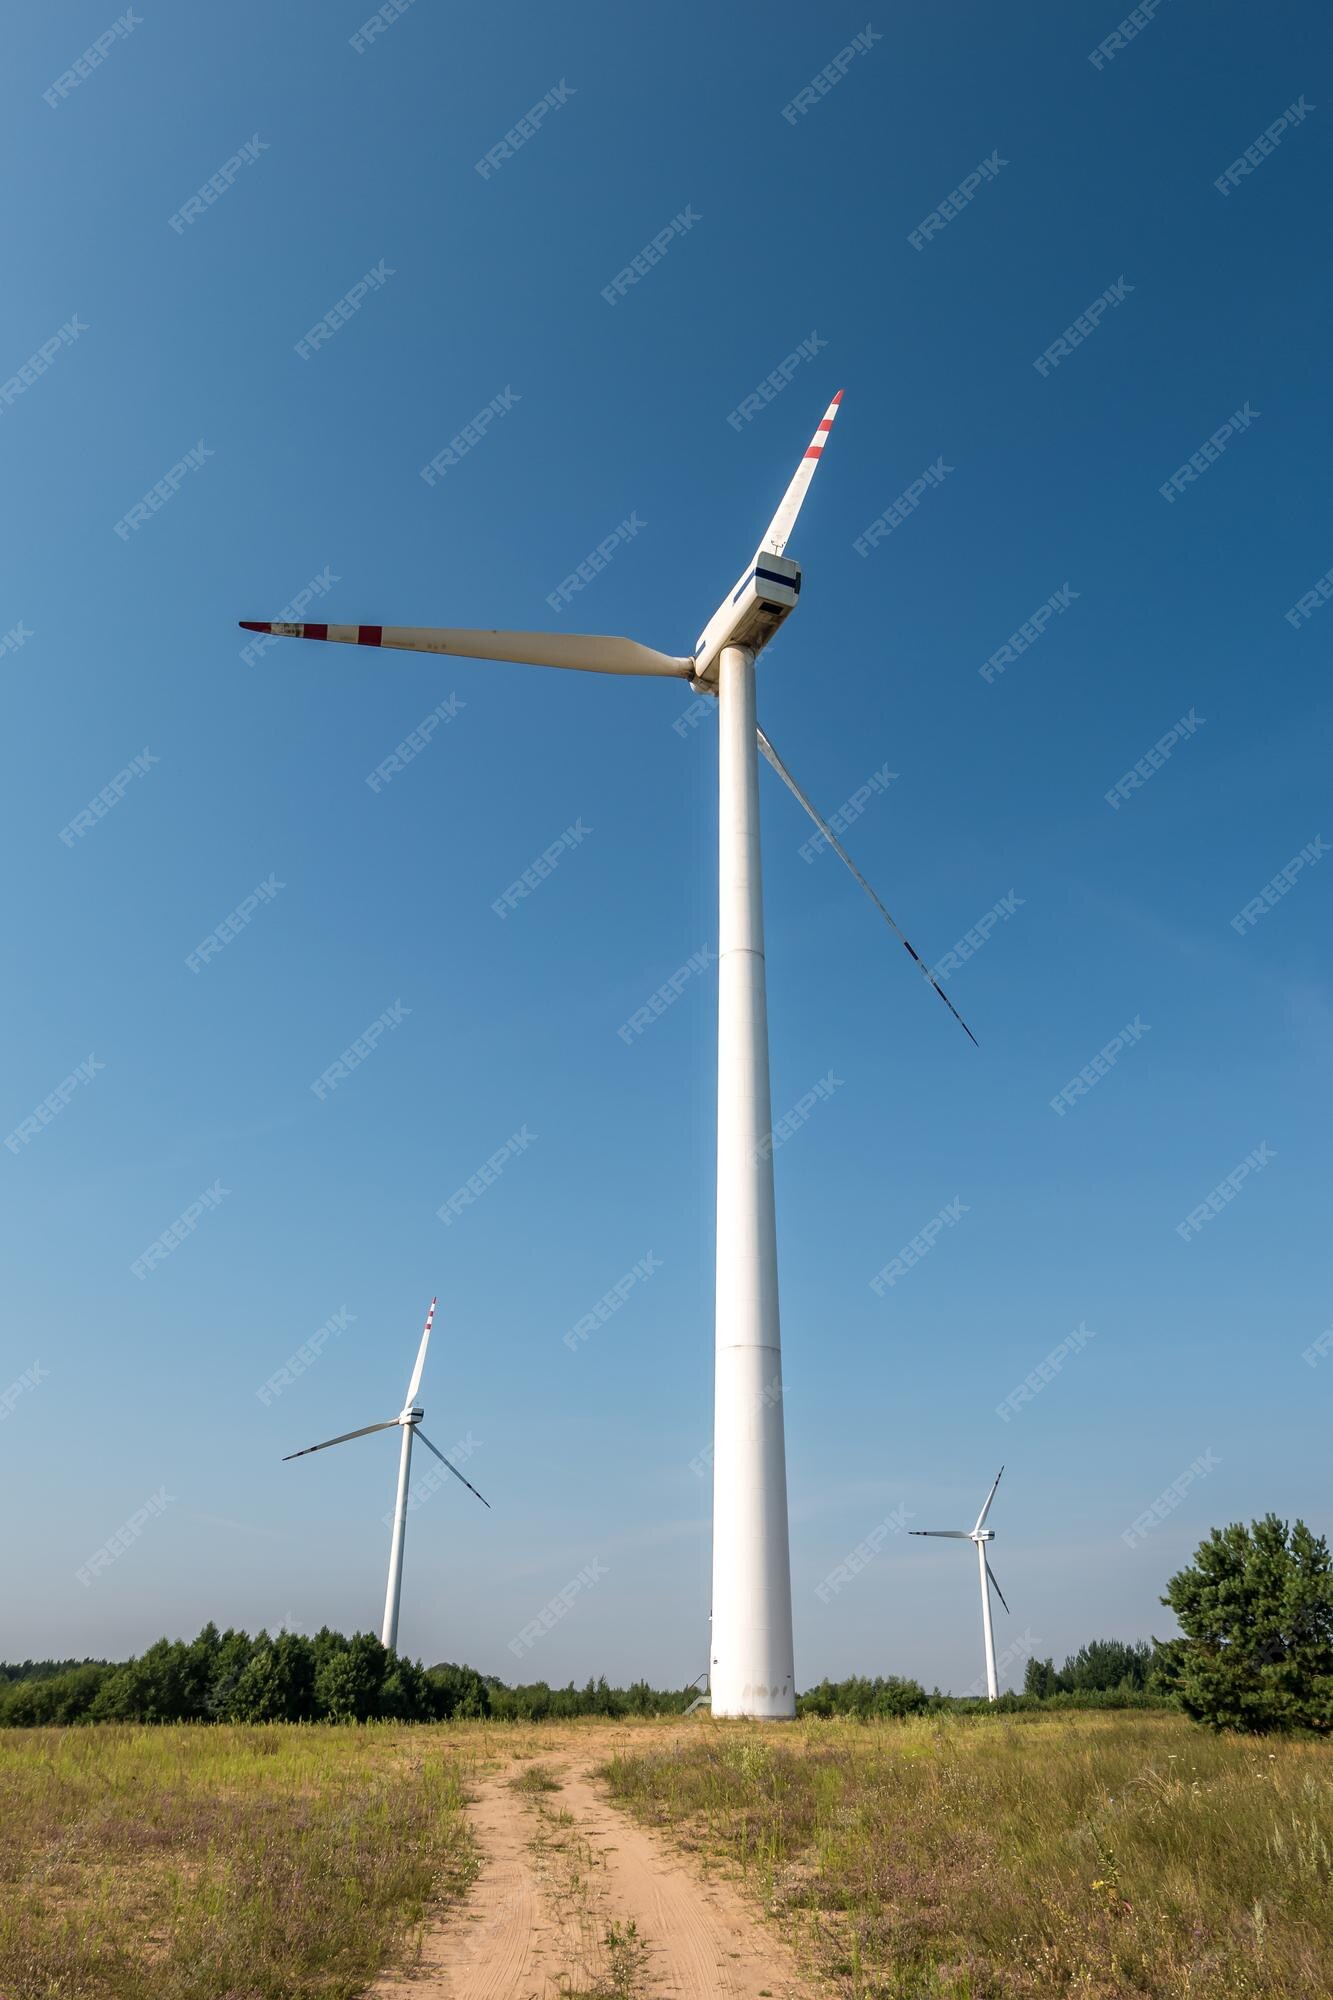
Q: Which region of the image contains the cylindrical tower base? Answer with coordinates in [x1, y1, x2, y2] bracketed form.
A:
[709, 644, 795, 1720]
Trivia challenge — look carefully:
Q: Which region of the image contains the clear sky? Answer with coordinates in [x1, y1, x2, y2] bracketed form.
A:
[3, 0, 1329, 1694]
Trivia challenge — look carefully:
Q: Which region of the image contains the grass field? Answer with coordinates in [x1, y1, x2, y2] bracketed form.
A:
[2, 1713, 1329, 1999]
[0, 1723, 476, 2000]
[607, 1712, 1333, 1999]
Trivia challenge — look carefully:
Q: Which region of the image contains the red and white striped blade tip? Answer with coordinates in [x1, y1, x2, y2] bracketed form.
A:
[802, 393, 845, 461]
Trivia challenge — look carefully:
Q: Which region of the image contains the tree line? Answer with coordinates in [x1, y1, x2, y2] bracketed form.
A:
[6, 1515, 1329, 1732]
[0, 1636, 1164, 1729]
[0, 1624, 699, 1726]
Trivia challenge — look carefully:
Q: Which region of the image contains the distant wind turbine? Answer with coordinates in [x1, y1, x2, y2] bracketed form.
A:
[911, 1466, 1009, 1700]
[245, 393, 975, 1717]
[282, 1297, 489, 1652]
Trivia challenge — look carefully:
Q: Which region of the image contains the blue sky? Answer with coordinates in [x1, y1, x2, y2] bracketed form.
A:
[3, 0, 1329, 1693]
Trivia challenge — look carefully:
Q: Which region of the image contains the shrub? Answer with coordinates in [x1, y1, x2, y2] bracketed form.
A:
[798, 1675, 929, 1719]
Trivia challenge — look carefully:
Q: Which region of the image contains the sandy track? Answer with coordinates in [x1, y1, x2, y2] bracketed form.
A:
[553, 1759, 818, 1997]
[376, 1733, 823, 1998]
[374, 1772, 552, 1998]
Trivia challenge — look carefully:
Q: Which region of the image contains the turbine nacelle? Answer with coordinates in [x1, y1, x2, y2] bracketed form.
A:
[692, 555, 802, 688]
[399, 1404, 424, 1426]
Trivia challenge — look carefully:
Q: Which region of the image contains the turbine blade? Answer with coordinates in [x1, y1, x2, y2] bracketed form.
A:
[973, 1465, 1004, 1533]
[758, 391, 844, 557]
[238, 622, 692, 678]
[909, 1530, 971, 1538]
[985, 1557, 1010, 1615]
[415, 1429, 491, 1509]
[282, 1419, 397, 1461]
[403, 1296, 436, 1407]
[756, 725, 979, 1047]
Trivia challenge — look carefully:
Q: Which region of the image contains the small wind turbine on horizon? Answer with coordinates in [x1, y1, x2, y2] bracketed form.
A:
[244, 392, 975, 1718]
[911, 1467, 1009, 1701]
[282, 1297, 489, 1652]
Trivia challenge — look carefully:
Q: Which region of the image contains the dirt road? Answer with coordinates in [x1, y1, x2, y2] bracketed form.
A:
[376, 1726, 824, 1998]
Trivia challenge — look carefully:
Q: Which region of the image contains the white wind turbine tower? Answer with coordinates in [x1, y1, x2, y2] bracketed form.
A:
[244, 392, 975, 1718]
[282, 1297, 490, 1652]
[911, 1467, 1009, 1700]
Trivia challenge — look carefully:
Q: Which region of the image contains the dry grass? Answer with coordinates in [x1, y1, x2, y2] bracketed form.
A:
[0, 1723, 476, 1999]
[605, 1711, 1333, 1999]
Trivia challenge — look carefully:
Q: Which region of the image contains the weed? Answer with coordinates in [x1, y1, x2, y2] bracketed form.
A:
[510, 1760, 563, 1794]
[564, 1917, 650, 1998]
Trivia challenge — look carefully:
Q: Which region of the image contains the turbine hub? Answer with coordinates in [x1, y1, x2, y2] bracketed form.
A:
[401, 1406, 424, 1425]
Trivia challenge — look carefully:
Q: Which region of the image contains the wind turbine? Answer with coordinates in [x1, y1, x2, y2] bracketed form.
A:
[243, 392, 974, 1718]
[282, 1296, 489, 1652]
[911, 1466, 1009, 1700]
